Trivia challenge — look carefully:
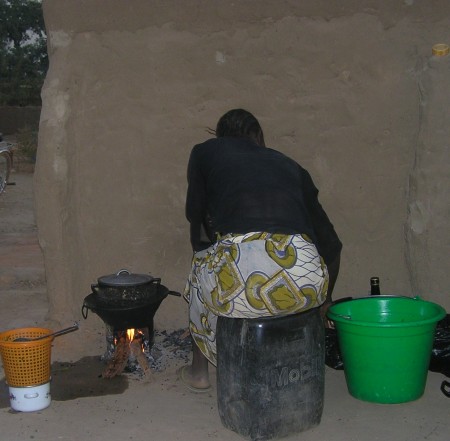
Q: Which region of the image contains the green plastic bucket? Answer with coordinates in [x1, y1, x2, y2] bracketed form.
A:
[327, 296, 446, 404]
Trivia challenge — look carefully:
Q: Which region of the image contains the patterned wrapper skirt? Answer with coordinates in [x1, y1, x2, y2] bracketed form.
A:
[184, 232, 329, 365]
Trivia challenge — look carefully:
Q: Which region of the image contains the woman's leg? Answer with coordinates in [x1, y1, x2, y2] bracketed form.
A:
[182, 340, 211, 389]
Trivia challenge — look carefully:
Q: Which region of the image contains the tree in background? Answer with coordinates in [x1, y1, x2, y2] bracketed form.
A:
[0, 0, 48, 106]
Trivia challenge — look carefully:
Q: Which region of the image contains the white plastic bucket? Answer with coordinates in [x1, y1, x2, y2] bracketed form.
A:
[8, 381, 51, 412]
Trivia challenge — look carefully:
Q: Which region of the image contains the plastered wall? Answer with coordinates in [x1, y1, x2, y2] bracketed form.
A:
[36, 0, 449, 330]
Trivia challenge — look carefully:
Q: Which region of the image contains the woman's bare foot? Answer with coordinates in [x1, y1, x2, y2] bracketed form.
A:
[177, 339, 211, 392]
[178, 364, 211, 390]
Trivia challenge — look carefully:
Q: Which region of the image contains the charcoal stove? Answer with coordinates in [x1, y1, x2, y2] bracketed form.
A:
[81, 269, 181, 377]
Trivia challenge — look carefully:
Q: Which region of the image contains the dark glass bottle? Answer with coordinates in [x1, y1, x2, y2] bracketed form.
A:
[370, 277, 381, 295]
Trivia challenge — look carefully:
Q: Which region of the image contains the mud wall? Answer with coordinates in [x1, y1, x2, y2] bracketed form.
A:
[36, 0, 450, 330]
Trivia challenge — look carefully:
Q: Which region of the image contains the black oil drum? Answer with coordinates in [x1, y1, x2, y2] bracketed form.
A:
[216, 308, 325, 441]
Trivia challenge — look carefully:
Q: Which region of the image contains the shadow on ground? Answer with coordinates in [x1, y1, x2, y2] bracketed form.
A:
[0, 356, 129, 408]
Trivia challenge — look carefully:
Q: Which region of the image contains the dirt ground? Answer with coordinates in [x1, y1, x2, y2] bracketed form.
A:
[0, 168, 449, 441]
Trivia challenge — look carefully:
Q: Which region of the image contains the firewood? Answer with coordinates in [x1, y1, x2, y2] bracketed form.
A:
[102, 334, 131, 379]
[179, 328, 191, 339]
[130, 338, 154, 382]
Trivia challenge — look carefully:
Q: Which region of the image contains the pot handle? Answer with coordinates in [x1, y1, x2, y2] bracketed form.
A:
[116, 269, 160, 284]
[168, 291, 182, 297]
[116, 269, 131, 276]
[91, 284, 99, 294]
[82, 303, 89, 319]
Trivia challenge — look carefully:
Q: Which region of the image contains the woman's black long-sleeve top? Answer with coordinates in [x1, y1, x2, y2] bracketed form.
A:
[186, 137, 342, 269]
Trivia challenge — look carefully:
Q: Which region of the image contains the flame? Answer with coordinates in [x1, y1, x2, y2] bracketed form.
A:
[113, 329, 145, 351]
[126, 329, 145, 353]
[127, 328, 135, 340]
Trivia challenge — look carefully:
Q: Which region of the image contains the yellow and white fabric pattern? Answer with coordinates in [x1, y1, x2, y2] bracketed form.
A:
[184, 232, 329, 365]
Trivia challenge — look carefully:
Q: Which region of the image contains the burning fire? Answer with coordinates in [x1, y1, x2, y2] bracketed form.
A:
[113, 328, 145, 347]
[127, 328, 135, 341]
[104, 327, 151, 380]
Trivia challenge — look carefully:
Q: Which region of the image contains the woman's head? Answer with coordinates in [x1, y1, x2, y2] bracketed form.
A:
[215, 109, 265, 147]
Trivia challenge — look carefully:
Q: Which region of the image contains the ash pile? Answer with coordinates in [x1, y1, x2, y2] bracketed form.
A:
[102, 328, 192, 380]
[146, 328, 192, 371]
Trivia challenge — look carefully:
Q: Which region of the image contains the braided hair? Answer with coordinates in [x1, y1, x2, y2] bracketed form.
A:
[215, 109, 265, 147]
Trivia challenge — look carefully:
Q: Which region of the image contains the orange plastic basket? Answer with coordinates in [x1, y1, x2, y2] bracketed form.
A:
[0, 327, 53, 387]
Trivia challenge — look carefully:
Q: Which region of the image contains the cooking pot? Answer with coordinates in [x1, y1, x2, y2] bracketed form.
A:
[82, 269, 181, 330]
[91, 269, 162, 303]
[9, 381, 51, 412]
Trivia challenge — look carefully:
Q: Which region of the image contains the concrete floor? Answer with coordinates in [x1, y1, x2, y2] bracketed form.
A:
[0, 367, 448, 441]
[0, 172, 448, 441]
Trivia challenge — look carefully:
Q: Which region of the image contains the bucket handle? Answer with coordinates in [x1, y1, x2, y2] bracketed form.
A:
[441, 381, 450, 398]
[24, 393, 39, 399]
[335, 314, 352, 320]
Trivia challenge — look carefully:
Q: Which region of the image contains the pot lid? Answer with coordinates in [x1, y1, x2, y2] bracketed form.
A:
[97, 269, 155, 287]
